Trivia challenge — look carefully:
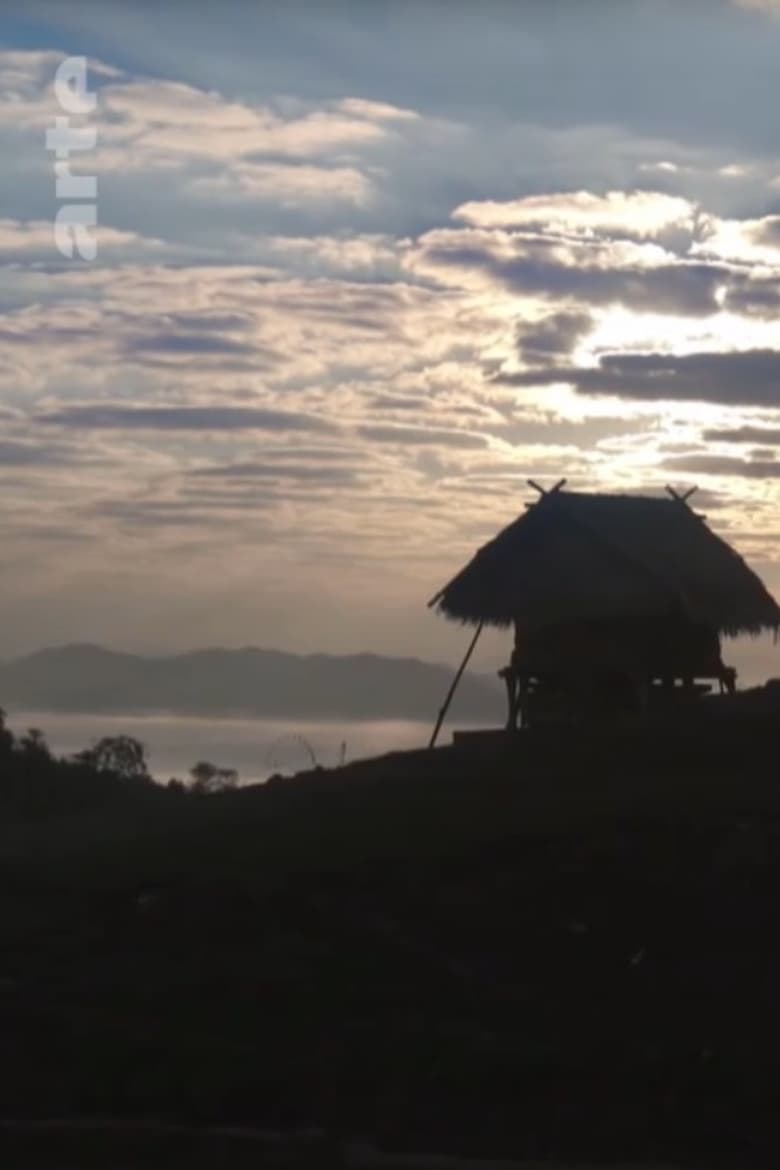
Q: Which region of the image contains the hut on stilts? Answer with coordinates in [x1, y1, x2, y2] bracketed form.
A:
[428, 482, 780, 737]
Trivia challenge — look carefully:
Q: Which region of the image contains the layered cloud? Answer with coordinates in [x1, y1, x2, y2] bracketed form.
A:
[453, 191, 700, 244]
[1, 16, 780, 665]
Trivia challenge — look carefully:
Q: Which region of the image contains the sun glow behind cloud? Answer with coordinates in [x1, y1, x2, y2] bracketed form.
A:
[584, 306, 780, 361]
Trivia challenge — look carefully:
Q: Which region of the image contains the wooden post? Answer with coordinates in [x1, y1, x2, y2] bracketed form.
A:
[429, 622, 484, 749]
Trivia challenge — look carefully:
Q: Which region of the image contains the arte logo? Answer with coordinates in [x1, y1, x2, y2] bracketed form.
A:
[46, 57, 98, 260]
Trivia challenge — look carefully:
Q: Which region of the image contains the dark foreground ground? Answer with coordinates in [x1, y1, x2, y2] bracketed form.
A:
[1, 685, 780, 1167]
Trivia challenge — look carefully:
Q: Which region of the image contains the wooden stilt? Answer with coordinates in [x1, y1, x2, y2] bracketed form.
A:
[429, 622, 484, 749]
[501, 668, 516, 730]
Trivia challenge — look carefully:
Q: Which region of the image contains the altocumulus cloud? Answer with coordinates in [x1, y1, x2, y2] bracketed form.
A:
[703, 426, 780, 444]
[0, 439, 86, 467]
[1, 4, 780, 660]
[357, 425, 489, 449]
[663, 454, 780, 478]
[37, 406, 337, 432]
[498, 350, 780, 410]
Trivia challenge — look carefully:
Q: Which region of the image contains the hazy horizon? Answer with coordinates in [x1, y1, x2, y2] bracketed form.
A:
[2, 635, 777, 691]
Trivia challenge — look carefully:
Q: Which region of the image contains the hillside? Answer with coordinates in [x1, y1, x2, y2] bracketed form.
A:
[0, 643, 501, 720]
[2, 686, 780, 1165]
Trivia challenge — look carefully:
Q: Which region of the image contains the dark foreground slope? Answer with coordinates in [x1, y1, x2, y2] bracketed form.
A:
[1, 687, 780, 1167]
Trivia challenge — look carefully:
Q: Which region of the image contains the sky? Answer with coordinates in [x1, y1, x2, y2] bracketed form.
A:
[1, 0, 780, 680]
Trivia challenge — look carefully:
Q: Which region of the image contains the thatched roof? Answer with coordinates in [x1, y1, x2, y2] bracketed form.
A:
[430, 490, 780, 637]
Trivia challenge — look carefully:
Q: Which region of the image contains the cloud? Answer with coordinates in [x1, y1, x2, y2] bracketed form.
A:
[4, 22, 780, 661]
[0, 218, 165, 264]
[731, 0, 780, 13]
[335, 97, 419, 122]
[692, 213, 780, 264]
[37, 405, 336, 432]
[163, 312, 254, 332]
[483, 413, 640, 448]
[19, 3, 780, 161]
[188, 462, 360, 485]
[663, 454, 780, 478]
[515, 310, 594, 364]
[190, 162, 371, 207]
[190, 445, 362, 468]
[90, 498, 235, 529]
[408, 226, 728, 317]
[454, 190, 698, 244]
[724, 273, 780, 317]
[121, 331, 256, 357]
[369, 393, 430, 411]
[93, 77, 392, 164]
[703, 425, 780, 444]
[498, 349, 780, 409]
[752, 217, 780, 245]
[357, 424, 488, 448]
[0, 440, 84, 467]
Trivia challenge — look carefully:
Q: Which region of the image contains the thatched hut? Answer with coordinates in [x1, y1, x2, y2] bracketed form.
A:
[429, 485, 780, 727]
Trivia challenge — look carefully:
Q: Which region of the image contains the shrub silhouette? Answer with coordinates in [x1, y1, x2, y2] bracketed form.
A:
[189, 760, 239, 794]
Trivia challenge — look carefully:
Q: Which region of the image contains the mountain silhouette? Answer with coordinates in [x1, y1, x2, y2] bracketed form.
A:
[0, 643, 502, 721]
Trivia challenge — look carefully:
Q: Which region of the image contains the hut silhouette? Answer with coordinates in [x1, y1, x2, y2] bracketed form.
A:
[428, 482, 780, 736]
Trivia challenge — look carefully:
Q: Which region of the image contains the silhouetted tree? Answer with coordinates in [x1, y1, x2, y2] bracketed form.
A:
[0, 708, 14, 755]
[18, 727, 50, 760]
[78, 735, 149, 781]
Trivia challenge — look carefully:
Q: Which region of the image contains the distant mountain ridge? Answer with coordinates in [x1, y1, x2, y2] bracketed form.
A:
[0, 643, 502, 721]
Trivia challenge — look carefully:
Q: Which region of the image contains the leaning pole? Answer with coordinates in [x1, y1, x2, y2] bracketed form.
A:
[429, 621, 484, 749]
